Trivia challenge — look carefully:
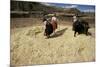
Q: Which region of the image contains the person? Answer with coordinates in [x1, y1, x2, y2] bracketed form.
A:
[44, 19, 53, 38]
[43, 16, 53, 38]
[51, 14, 58, 34]
[73, 14, 78, 22]
[72, 14, 79, 31]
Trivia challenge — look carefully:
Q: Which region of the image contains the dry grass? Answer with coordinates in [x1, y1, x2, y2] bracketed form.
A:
[10, 25, 95, 66]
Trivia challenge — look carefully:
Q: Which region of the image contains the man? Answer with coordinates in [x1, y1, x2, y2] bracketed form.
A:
[73, 14, 78, 22]
[72, 14, 79, 31]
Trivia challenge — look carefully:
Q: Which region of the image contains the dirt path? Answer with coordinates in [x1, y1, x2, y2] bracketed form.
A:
[11, 25, 95, 66]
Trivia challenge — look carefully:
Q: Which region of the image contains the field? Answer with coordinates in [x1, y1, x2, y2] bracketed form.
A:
[10, 18, 95, 66]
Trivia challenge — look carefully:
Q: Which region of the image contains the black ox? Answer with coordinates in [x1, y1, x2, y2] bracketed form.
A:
[72, 20, 90, 37]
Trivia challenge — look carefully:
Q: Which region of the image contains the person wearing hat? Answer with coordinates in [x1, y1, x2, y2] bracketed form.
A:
[73, 14, 78, 22]
[51, 14, 58, 34]
[72, 14, 79, 31]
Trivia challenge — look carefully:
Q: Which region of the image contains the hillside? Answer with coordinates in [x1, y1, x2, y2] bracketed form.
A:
[11, 1, 63, 13]
[11, 1, 83, 17]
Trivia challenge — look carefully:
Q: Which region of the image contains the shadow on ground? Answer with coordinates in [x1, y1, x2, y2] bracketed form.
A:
[50, 28, 68, 38]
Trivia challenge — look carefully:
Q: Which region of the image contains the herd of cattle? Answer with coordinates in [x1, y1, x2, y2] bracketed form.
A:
[43, 15, 90, 38]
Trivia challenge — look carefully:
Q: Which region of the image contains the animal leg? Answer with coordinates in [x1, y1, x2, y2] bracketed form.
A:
[74, 31, 77, 37]
[85, 28, 88, 36]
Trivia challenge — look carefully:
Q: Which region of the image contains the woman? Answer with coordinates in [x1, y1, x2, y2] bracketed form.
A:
[51, 14, 58, 34]
[43, 18, 53, 38]
[45, 19, 53, 38]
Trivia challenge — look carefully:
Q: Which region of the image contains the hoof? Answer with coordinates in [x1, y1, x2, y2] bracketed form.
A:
[45, 35, 50, 39]
[74, 35, 76, 37]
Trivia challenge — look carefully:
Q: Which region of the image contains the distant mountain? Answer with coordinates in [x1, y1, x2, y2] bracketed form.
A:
[64, 8, 81, 14]
[11, 1, 81, 14]
[11, 1, 94, 18]
[11, 1, 63, 14]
